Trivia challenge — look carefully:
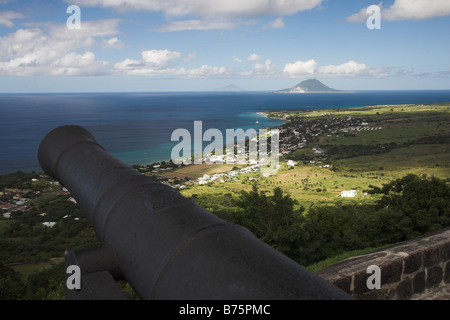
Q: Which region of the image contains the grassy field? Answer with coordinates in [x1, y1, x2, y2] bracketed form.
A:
[269, 103, 448, 119]
[10, 257, 64, 278]
[338, 144, 449, 172]
[178, 145, 448, 212]
[175, 103, 449, 222]
[158, 163, 242, 179]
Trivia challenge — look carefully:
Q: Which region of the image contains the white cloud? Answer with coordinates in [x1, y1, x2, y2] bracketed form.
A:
[233, 56, 243, 63]
[247, 53, 262, 62]
[114, 49, 229, 77]
[265, 17, 285, 29]
[252, 59, 277, 77]
[142, 49, 181, 68]
[70, 0, 322, 31]
[0, 10, 25, 27]
[176, 65, 228, 78]
[114, 49, 181, 76]
[347, 0, 450, 22]
[283, 59, 318, 76]
[383, 0, 450, 20]
[282, 59, 378, 78]
[70, 0, 323, 18]
[318, 60, 368, 76]
[51, 51, 109, 76]
[104, 37, 123, 48]
[0, 19, 121, 76]
[346, 3, 382, 23]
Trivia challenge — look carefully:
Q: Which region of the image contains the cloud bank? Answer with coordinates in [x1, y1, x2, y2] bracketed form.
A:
[0, 19, 121, 76]
[347, 0, 450, 22]
[69, 0, 322, 31]
[69, 0, 323, 18]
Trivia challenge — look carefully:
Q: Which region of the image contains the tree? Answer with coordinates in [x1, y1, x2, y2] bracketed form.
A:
[0, 262, 25, 300]
[368, 174, 450, 237]
[235, 184, 304, 260]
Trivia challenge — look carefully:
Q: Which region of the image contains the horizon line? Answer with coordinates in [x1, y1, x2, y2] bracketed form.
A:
[2, 89, 450, 95]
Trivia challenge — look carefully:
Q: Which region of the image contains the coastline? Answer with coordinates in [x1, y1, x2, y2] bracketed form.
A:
[1, 91, 450, 175]
[140, 111, 286, 169]
[257, 111, 286, 125]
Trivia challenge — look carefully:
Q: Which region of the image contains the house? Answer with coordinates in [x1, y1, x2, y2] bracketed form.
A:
[42, 222, 57, 228]
[341, 190, 358, 198]
[314, 148, 324, 154]
[287, 160, 298, 167]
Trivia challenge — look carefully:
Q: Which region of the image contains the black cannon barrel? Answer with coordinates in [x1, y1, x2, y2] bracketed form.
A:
[38, 125, 352, 300]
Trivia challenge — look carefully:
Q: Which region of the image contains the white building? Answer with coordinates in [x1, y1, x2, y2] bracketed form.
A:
[287, 160, 298, 167]
[341, 190, 358, 198]
[42, 222, 57, 228]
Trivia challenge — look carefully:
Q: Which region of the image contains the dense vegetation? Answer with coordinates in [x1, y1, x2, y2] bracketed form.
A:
[0, 194, 99, 265]
[193, 174, 450, 267]
[0, 261, 65, 300]
[0, 174, 101, 300]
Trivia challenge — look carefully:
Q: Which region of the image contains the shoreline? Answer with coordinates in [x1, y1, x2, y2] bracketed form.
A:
[1, 102, 448, 176]
[257, 111, 286, 125]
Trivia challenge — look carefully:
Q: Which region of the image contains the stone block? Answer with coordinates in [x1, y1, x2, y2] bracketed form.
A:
[426, 265, 443, 289]
[444, 261, 450, 284]
[332, 276, 352, 294]
[353, 270, 371, 295]
[396, 278, 412, 300]
[413, 271, 426, 294]
[403, 251, 422, 274]
[423, 246, 441, 267]
[358, 289, 380, 300]
[380, 259, 403, 285]
[441, 241, 450, 261]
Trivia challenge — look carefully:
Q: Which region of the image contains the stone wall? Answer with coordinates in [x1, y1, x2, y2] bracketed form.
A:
[316, 227, 450, 300]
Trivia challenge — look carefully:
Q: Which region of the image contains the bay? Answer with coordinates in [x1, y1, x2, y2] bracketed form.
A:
[1, 90, 449, 175]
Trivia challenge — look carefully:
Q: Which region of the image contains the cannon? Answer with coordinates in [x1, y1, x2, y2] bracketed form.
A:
[38, 125, 352, 300]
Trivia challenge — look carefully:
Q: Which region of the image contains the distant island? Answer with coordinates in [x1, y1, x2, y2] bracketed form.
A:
[216, 84, 244, 92]
[275, 79, 354, 94]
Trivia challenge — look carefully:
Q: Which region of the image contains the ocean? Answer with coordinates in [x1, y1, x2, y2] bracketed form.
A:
[1, 90, 449, 175]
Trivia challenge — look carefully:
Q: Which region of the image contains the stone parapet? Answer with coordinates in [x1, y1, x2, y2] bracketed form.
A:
[316, 228, 450, 300]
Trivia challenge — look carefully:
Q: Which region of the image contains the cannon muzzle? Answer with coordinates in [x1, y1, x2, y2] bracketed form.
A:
[38, 125, 352, 300]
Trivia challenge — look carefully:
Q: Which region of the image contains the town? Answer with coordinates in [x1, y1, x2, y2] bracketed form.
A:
[131, 110, 383, 194]
[0, 174, 79, 227]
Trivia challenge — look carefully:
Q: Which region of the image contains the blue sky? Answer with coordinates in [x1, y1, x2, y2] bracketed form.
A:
[0, 0, 449, 92]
